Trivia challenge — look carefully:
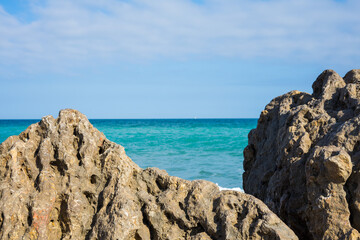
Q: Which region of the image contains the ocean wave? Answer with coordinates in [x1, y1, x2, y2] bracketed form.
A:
[216, 183, 244, 193]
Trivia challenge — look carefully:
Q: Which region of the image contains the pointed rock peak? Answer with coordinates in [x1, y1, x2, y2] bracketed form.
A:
[344, 69, 360, 84]
[36, 109, 101, 144]
[58, 108, 88, 122]
[312, 69, 345, 99]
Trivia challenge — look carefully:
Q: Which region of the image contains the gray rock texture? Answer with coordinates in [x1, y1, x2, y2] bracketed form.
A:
[243, 69, 360, 239]
[0, 109, 297, 239]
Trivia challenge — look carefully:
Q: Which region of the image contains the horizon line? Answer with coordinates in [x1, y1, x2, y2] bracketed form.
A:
[0, 117, 259, 120]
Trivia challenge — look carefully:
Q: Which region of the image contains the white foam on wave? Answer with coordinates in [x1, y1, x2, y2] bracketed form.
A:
[216, 183, 244, 193]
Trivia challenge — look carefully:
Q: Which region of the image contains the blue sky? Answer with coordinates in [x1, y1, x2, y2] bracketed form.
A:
[0, 0, 359, 119]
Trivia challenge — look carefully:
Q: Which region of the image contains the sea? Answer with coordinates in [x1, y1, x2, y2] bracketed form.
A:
[0, 119, 257, 190]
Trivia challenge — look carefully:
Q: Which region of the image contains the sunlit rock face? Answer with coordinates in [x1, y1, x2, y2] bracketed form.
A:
[244, 69, 360, 239]
[0, 109, 297, 240]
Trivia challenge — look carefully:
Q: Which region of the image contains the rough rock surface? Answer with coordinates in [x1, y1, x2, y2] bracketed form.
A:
[243, 69, 360, 239]
[0, 109, 297, 239]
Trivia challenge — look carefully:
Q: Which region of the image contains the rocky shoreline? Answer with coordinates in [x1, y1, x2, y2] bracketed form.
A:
[0, 69, 359, 239]
[244, 69, 360, 239]
[0, 109, 296, 239]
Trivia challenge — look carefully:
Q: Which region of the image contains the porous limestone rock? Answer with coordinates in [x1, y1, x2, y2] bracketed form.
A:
[0, 109, 297, 240]
[243, 69, 360, 239]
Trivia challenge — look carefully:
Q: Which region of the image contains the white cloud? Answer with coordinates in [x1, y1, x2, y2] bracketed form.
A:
[0, 0, 359, 71]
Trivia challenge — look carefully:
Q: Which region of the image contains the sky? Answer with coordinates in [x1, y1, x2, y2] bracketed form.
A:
[0, 0, 359, 119]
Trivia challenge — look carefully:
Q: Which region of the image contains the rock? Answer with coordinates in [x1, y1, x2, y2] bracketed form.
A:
[0, 109, 297, 240]
[344, 69, 360, 84]
[243, 69, 360, 239]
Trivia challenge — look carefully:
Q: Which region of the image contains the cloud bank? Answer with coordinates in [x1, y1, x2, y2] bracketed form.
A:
[0, 0, 359, 70]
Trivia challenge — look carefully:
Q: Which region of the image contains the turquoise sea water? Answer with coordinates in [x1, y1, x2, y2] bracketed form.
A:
[0, 119, 257, 189]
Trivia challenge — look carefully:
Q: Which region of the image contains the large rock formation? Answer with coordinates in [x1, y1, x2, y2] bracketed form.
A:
[0, 109, 297, 239]
[243, 69, 360, 239]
